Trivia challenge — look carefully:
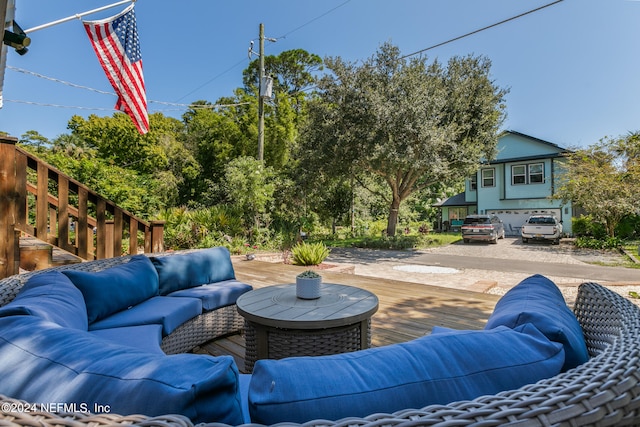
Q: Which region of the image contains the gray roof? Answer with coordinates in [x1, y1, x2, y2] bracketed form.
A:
[432, 192, 475, 207]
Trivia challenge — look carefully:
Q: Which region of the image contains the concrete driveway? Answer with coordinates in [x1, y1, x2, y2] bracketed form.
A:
[325, 237, 640, 304]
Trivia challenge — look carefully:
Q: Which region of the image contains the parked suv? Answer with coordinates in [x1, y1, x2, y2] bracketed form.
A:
[521, 215, 562, 245]
[461, 214, 505, 244]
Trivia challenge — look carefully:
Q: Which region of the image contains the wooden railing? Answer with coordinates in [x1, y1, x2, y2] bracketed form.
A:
[0, 135, 164, 277]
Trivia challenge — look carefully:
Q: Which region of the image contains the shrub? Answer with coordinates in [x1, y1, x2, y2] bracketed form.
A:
[616, 215, 640, 240]
[572, 215, 607, 239]
[575, 236, 622, 250]
[291, 241, 330, 266]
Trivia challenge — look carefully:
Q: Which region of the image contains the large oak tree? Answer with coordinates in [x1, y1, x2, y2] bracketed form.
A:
[299, 43, 507, 236]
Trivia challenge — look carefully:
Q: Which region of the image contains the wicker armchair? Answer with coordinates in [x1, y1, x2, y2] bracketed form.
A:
[2, 271, 640, 425]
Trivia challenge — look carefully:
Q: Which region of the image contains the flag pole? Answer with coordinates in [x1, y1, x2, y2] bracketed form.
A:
[24, 0, 136, 34]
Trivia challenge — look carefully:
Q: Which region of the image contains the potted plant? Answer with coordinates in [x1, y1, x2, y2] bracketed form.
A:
[296, 270, 322, 299]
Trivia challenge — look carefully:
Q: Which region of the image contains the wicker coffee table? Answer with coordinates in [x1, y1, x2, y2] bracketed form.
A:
[236, 283, 378, 372]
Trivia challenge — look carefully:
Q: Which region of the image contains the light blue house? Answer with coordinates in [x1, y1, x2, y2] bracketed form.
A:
[434, 130, 573, 236]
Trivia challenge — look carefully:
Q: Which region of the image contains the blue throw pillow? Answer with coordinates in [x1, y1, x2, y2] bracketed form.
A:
[63, 255, 159, 323]
[248, 324, 564, 424]
[485, 274, 589, 372]
[0, 315, 244, 425]
[151, 247, 236, 295]
[0, 271, 88, 330]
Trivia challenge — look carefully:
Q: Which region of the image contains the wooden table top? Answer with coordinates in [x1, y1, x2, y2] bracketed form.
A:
[236, 283, 379, 329]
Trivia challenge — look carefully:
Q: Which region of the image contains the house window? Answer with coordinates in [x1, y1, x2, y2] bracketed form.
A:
[448, 207, 467, 221]
[512, 163, 544, 185]
[512, 165, 526, 185]
[481, 168, 495, 187]
[469, 175, 477, 190]
[529, 163, 544, 183]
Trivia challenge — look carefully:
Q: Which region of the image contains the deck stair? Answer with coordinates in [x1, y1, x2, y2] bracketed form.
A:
[0, 135, 165, 278]
[18, 235, 83, 271]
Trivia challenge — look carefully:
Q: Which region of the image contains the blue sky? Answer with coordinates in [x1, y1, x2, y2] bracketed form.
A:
[1, 0, 638, 148]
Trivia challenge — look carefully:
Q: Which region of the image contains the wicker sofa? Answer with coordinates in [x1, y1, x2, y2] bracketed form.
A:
[0, 249, 252, 424]
[0, 249, 249, 355]
[1, 257, 640, 425]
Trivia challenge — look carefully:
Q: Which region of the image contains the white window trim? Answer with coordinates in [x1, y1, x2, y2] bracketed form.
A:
[481, 168, 495, 188]
[511, 163, 544, 185]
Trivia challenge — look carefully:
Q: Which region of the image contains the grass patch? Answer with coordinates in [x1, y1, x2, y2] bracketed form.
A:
[621, 241, 640, 269]
[314, 232, 461, 250]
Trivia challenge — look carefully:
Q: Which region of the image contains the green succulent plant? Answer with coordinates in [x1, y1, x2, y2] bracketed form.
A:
[297, 270, 321, 279]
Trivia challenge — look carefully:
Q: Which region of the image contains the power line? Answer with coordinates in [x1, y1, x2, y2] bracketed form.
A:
[8, 1, 558, 113]
[4, 98, 250, 112]
[399, 0, 564, 60]
[175, 0, 353, 102]
[275, 0, 353, 40]
[8, 66, 114, 96]
[7, 66, 250, 110]
[9, 2, 355, 109]
[5, 100, 114, 111]
[173, 57, 248, 103]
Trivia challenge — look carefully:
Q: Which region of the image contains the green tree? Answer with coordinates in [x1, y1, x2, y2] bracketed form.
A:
[300, 42, 507, 236]
[243, 48, 322, 111]
[223, 156, 276, 231]
[68, 112, 199, 208]
[182, 95, 257, 205]
[19, 130, 50, 153]
[556, 133, 640, 237]
[242, 49, 321, 168]
[38, 150, 161, 218]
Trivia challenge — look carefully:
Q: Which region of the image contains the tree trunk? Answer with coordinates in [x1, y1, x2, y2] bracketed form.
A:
[386, 197, 401, 237]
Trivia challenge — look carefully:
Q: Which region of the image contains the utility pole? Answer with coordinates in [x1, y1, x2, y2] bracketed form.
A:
[257, 23, 265, 162]
[250, 23, 274, 162]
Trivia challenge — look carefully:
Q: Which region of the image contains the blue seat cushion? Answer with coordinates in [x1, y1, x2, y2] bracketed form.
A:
[88, 296, 202, 336]
[90, 325, 164, 355]
[248, 324, 564, 424]
[239, 374, 252, 425]
[63, 255, 159, 323]
[0, 271, 88, 330]
[151, 247, 236, 295]
[485, 274, 589, 371]
[0, 315, 244, 425]
[167, 280, 253, 311]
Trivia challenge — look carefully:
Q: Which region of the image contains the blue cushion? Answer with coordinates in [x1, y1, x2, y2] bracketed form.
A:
[0, 271, 88, 330]
[63, 255, 159, 323]
[90, 325, 164, 355]
[0, 315, 244, 425]
[151, 247, 236, 295]
[88, 296, 202, 336]
[239, 374, 252, 425]
[248, 324, 564, 424]
[167, 280, 253, 311]
[485, 274, 589, 371]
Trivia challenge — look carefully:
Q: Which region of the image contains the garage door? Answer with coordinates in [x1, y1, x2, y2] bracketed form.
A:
[487, 209, 561, 237]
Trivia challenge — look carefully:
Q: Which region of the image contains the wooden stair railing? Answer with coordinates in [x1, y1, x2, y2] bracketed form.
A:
[0, 135, 164, 277]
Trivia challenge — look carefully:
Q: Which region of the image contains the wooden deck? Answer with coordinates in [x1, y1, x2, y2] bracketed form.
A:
[199, 260, 501, 372]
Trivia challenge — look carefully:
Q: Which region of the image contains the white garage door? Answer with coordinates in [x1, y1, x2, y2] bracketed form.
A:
[487, 209, 561, 236]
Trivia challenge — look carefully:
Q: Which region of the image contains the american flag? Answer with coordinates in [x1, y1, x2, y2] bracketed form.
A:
[83, 5, 149, 134]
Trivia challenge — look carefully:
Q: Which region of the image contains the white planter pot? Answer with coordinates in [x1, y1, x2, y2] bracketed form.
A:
[296, 276, 321, 299]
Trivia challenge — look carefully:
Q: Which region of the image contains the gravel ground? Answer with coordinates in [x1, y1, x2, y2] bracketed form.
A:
[325, 238, 640, 307]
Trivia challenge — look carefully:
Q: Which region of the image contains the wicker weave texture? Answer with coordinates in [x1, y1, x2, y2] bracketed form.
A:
[244, 319, 371, 373]
[161, 305, 245, 354]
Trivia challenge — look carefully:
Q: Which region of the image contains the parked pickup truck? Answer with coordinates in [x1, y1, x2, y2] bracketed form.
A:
[521, 215, 562, 245]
